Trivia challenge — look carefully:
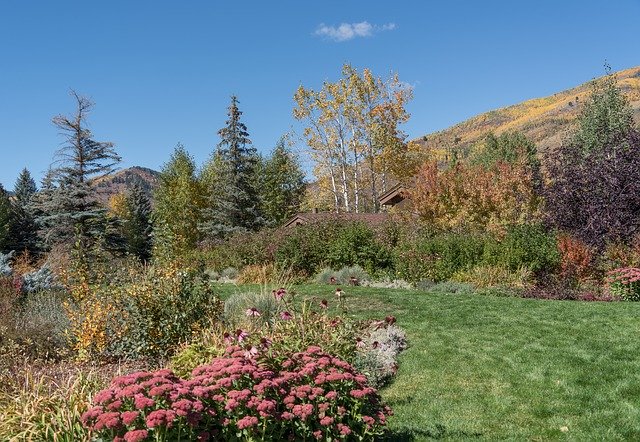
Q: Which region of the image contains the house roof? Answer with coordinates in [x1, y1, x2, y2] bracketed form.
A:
[282, 212, 390, 229]
[378, 183, 406, 206]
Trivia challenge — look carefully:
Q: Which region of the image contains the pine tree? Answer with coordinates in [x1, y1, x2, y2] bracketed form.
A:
[124, 183, 153, 261]
[152, 144, 204, 258]
[35, 91, 121, 259]
[14, 168, 37, 205]
[260, 136, 306, 225]
[200, 96, 263, 238]
[199, 149, 237, 238]
[0, 184, 12, 253]
[8, 168, 39, 254]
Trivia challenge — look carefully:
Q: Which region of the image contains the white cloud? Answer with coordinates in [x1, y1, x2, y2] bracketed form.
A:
[314, 21, 396, 42]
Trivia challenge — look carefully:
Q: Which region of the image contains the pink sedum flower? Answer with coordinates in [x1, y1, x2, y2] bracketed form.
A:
[123, 429, 148, 442]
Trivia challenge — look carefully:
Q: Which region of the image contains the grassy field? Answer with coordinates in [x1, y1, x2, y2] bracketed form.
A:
[213, 283, 640, 441]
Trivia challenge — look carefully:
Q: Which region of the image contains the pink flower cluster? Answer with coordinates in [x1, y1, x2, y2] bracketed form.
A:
[607, 267, 640, 300]
[607, 267, 640, 284]
[82, 346, 392, 441]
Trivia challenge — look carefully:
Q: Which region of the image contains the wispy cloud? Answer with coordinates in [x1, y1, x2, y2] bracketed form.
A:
[314, 21, 396, 42]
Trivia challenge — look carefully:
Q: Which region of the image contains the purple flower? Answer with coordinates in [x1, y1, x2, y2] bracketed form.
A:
[235, 329, 249, 342]
[320, 299, 328, 309]
[280, 311, 293, 320]
[274, 287, 287, 301]
[245, 307, 261, 317]
[244, 345, 258, 359]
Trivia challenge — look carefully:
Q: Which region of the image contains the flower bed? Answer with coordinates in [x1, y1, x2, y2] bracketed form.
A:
[83, 346, 392, 441]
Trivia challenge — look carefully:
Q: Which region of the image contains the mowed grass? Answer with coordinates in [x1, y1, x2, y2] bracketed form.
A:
[213, 283, 640, 440]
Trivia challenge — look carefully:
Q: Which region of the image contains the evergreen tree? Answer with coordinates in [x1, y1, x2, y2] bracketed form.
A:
[124, 183, 153, 261]
[35, 91, 121, 259]
[0, 184, 12, 253]
[260, 136, 306, 225]
[199, 149, 237, 238]
[14, 168, 37, 205]
[8, 168, 39, 254]
[152, 144, 204, 258]
[200, 96, 263, 238]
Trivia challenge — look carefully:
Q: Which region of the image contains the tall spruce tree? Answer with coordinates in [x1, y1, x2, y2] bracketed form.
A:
[152, 144, 204, 258]
[123, 183, 153, 261]
[8, 168, 39, 254]
[200, 96, 263, 238]
[259, 136, 306, 225]
[199, 149, 236, 238]
[35, 91, 121, 259]
[0, 184, 12, 253]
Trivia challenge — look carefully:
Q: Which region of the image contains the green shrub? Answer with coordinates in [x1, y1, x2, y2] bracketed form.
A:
[274, 221, 339, 276]
[326, 222, 392, 274]
[394, 232, 489, 282]
[105, 266, 224, 360]
[484, 224, 560, 274]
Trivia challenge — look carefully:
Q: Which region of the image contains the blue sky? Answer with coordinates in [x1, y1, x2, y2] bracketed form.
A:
[1, 0, 639, 188]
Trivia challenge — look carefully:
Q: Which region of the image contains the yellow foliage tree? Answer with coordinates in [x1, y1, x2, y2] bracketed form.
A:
[294, 64, 413, 213]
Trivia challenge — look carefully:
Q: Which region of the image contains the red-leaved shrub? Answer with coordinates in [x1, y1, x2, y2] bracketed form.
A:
[557, 234, 596, 283]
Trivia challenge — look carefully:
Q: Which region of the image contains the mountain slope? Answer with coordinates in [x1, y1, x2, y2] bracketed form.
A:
[415, 66, 640, 157]
[94, 166, 160, 203]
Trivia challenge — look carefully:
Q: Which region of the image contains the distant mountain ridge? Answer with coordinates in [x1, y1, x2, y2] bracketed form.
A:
[94, 166, 160, 203]
[414, 66, 640, 157]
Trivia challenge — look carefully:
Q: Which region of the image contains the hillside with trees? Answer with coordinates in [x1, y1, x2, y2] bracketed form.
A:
[414, 65, 640, 162]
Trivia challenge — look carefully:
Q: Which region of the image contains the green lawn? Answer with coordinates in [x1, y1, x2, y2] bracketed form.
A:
[213, 283, 640, 440]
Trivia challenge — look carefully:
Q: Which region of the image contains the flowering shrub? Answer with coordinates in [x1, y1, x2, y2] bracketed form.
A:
[83, 346, 392, 441]
[606, 267, 640, 301]
[171, 288, 359, 377]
